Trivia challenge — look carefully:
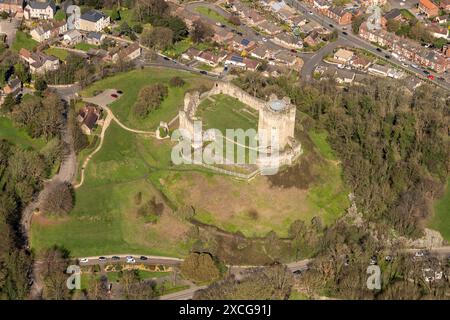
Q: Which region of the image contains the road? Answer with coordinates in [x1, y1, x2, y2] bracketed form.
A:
[78, 254, 183, 266]
[158, 285, 207, 300]
[284, 0, 450, 90]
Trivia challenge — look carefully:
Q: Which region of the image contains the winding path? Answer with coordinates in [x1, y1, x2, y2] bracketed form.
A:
[74, 89, 156, 189]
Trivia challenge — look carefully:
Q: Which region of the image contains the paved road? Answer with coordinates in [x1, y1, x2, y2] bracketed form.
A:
[159, 285, 207, 300]
[285, 0, 450, 90]
[301, 38, 349, 81]
[78, 254, 183, 266]
[0, 17, 20, 47]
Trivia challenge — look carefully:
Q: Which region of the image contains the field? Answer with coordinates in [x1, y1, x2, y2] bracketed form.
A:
[12, 31, 38, 52]
[428, 179, 450, 241]
[30, 122, 192, 258]
[0, 117, 46, 150]
[81, 67, 213, 131]
[195, 6, 239, 30]
[44, 47, 69, 60]
[197, 94, 258, 132]
[31, 67, 349, 256]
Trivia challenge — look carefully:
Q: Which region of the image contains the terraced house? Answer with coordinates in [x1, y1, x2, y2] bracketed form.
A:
[0, 0, 24, 15]
[359, 22, 448, 73]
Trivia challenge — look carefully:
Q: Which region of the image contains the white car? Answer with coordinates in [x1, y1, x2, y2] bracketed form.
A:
[126, 256, 136, 263]
[262, 37, 267, 42]
[79, 258, 89, 263]
[308, 11, 313, 15]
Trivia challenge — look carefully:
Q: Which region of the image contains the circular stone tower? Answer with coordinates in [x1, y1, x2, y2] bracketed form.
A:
[258, 94, 296, 151]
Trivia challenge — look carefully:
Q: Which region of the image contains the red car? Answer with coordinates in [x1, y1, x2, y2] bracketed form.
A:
[427, 75, 435, 80]
[111, 93, 118, 98]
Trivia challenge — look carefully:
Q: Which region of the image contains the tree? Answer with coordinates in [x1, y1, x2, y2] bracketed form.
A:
[132, 23, 143, 34]
[41, 181, 74, 216]
[14, 62, 30, 83]
[133, 83, 168, 118]
[228, 14, 241, 26]
[34, 77, 47, 92]
[87, 275, 110, 300]
[169, 76, 185, 87]
[191, 20, 213, 43]
[352, 14, 366, 34]
[195, 264, 293, 300]
[180, 252, 220, 283]
[140, 27, 173, 50]
[110, 7, 121, 21]
[41, 247, 71, 300]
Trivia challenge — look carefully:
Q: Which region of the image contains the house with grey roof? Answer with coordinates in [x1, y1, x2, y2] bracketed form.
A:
[86, 31, 105, 45]
[24, 0, 56, 20]
[79, 10, 110, 32]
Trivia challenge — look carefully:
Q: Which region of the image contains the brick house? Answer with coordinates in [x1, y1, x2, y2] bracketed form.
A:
[418, 0, 439, 18]
[325, 6, 353, 25]
[0, 0, 24, 15]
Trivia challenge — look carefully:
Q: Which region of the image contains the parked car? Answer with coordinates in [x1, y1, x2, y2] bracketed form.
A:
[262, 37, 267, 42]
[423, 70, 430, 75]
[200, 70, 208, 75]
[79, 258, 89, 263]
[126, 256, 136, 263]
[308, 11, 313, 15]
[342, 31, 348, 35]
[163, 56, 170, 61]
[98, 256, 107, 262]
[427, 75, 435, 80]
[236, 31, 243, 36]
[111, 256, 120, 261]
[329, 24, 334, 28]
[140, 256, 148, 261]
[111, 93, 118, 98]
[376, 48, 382, 52]
[384, 54, 391, 59]
[116, 90, 123, 94]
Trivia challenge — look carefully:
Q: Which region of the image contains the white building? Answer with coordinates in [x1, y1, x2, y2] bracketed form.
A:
[24, 0, 56, 20]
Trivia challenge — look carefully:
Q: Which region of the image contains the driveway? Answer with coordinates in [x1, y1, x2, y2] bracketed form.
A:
[0, 18, 20, 47]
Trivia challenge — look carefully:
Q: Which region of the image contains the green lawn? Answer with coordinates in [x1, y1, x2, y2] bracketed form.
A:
[81, 67, 212, 131]
[428, 179, 450, 241]
[104, 8, 138, 27]
[196, 94, 258, 133]
[12, 31, 38, 52]
[54, 10, 66, 21]
[308, 129, 336, 160]
[74, 42, 98, 52]
[31, 122, 193, 258]
[195, 6, 235, 29]
[0, 117, 46, 150]
[164, 38, 192, 58]
[400, 9, 416, 21]
[44, 47, 69, 60]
